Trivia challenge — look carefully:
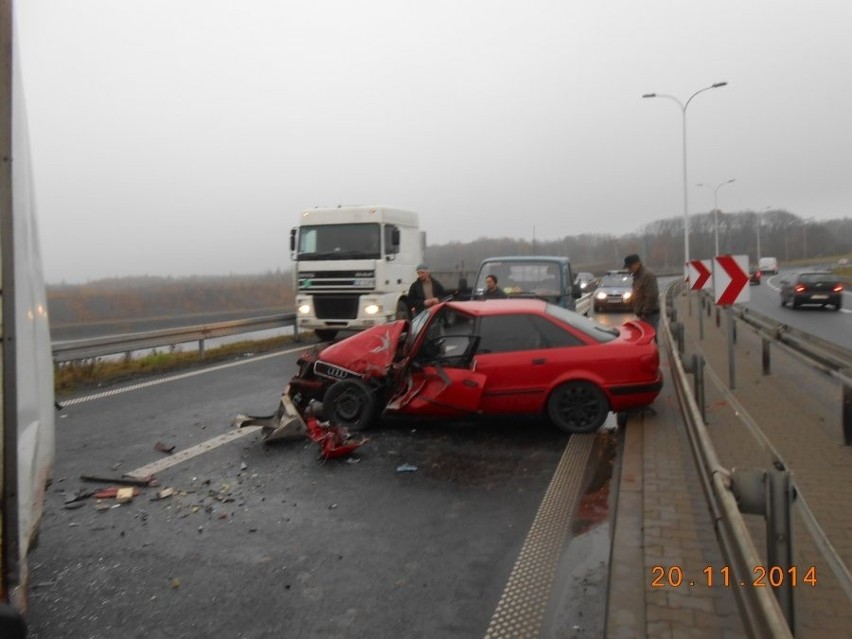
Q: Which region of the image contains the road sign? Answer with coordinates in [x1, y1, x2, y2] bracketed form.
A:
[688, 260, 713, 291]
[714, 254, 750, 305]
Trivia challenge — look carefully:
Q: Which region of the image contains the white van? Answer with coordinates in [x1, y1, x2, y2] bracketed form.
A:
[758, 257, 778, 275]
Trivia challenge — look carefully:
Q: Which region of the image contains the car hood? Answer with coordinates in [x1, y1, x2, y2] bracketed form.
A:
[315, 321, 407, 377]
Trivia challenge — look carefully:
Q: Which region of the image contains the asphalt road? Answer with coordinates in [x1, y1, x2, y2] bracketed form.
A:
[747, 271, 852, 351]
[26, 344, 613, 639]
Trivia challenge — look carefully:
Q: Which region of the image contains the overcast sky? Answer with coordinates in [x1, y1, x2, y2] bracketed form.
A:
[15, 0, 852, 283]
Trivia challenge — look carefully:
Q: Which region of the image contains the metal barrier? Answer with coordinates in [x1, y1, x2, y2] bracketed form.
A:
[51, 313, 297, 363]
[663, 282, 852, 637]
[663, 283, 795, 638]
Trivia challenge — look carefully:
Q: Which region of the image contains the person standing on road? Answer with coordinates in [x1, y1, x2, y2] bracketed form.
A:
[624, 254, 660, 336]
[408, 263, 447, 316]
[482, 274, 507, 298]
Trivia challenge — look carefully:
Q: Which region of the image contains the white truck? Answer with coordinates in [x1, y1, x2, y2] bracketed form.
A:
[291, 205, 424, 341]
[2, 12, 56, 635]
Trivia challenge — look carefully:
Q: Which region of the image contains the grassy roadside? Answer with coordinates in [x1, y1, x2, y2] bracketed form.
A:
[54, 335, 304, 398]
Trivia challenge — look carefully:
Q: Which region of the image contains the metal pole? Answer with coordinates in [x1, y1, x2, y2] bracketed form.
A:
[727, 306, 736, 389]
[766, 469, 795, 633]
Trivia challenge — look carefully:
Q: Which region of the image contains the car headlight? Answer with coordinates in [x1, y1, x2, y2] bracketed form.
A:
[298, 303, 312, 315]
[595, 291, 607, 300]
[364, 304, 381, 315]
[623, 291, 633, 300]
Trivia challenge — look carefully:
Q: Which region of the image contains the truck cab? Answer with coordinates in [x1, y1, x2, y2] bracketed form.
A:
[470, 256, 592, 315]
[291, 205, 424, 341]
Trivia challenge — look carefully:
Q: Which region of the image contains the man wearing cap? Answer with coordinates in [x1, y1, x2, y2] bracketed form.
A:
[624, 254, 660, 336]
[407, 264, 447, 316]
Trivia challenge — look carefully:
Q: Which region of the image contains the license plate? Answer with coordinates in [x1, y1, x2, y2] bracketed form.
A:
[811, 294, 828, 299]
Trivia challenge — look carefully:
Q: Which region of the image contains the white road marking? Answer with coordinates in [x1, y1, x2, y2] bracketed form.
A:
[125, 426, 262, 479]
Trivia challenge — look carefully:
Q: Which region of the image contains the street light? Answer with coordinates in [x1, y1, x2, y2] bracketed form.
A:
[696, 178, 736, 255]
[642, 82, 728, 269]
[757, 206, 771, 262]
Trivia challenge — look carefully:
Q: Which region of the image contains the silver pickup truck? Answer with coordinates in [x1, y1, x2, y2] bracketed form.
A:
[470, 255, 593, 316]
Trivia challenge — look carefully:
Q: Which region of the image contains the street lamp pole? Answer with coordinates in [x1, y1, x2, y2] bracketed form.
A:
[643, 82, 728, 270]
[697, 179, 736, 255]
[757, 206, 771, 262]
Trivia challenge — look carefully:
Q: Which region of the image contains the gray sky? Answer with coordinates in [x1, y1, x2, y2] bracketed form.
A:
[16, 0, 852, 283]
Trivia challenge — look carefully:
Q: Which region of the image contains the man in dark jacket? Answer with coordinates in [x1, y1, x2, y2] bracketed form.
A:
[624, 253, 660, 336]
[482, 274, 507, 298]
[407, 264, 447, 315]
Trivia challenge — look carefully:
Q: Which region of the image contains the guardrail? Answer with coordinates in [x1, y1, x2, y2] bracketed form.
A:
[663, 282, 852, 638]
[51, 313, 296, 363]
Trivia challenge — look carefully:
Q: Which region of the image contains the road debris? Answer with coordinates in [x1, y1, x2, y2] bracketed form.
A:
[155, 441, 176, 454]
[151, 487, 176, 501]
[81, 474, 158, 487]
[93, 487, 140, 500]
[396, 464, 418, 473]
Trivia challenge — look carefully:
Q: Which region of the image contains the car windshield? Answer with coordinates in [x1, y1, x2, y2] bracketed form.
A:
[545, 304, 619, 342]
[405, 306, 433, 352]
[601, 273, 632, 287]
[474, 261, 563, 296]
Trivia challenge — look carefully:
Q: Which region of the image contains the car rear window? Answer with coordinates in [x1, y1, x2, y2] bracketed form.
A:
[545, 305, 619, 342]
[798, 273, 836, 284]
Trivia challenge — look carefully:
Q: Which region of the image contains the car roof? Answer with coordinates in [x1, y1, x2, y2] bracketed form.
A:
[446, 298, 549, 316]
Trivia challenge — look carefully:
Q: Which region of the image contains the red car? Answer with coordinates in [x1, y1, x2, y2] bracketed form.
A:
[287, 299, 663, 434]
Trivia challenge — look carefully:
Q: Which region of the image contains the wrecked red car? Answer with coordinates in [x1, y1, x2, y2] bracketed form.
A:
[285, 299, 662, 435]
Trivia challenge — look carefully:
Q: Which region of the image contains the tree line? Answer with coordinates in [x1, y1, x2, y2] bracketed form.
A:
[48, 210, 850, 325]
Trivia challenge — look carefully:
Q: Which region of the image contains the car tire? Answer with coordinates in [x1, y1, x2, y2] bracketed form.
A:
[315, 329, 338, 341]
[792, 297, 800, 309]
[835, 300, 843, 311]
[547, 381, 609, 434]
[780, 296, 786, 307]
[322, 379, 377, 430]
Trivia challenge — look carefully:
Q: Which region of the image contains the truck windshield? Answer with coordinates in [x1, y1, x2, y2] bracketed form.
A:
[298, 223, 381, 260]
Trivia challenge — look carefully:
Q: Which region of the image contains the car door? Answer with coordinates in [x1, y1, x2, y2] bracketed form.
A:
[472, 313, 585, 414]
[387, 312, 486, 417]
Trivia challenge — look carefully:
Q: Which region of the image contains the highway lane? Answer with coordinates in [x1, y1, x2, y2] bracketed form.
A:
[27, 343, 612, 638]
[743, 271, 852, 351]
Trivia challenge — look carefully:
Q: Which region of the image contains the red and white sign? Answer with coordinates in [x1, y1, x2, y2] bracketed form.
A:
[688, 259, 713, 291]
[713, 254, 750, 305]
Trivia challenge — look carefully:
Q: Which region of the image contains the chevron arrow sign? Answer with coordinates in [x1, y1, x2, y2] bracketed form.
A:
[714, 254, 750, 305]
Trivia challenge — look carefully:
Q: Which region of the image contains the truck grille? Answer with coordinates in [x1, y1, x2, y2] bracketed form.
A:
[313, 295, 360, 319]
[299, 270, 376, 290]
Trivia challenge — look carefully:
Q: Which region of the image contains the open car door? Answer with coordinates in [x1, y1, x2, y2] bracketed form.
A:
[389, 334, 486, 417]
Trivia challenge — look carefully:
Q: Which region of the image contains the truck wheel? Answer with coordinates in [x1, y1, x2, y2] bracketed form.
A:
[323, 379, 377, 430]
[395, 300, 411, 321]
[547, 381, 609, 434]
[314, 329, 338, 341]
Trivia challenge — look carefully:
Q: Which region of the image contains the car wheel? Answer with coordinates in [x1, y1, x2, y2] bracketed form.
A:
[315, 329, 338, 341]
[322, 379, 377, 430]
[792, 297, 800, 309]
[780, 296, 786, 307]
[547, 381, 609, 434]
[835, 300, 843, 311]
